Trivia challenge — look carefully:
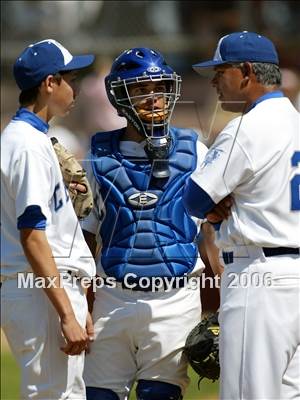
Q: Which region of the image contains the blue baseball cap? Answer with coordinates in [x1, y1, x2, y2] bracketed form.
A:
[193, 31, 279, 72]
[13, 39, 95, 91]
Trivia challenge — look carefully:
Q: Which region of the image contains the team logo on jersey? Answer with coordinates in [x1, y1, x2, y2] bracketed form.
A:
[202, 148, 224, 168]
[128, 192, 158, 208]
[147, 66, 161, 73]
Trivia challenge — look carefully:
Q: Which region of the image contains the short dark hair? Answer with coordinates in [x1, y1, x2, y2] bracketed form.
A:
[231, 62, 282, 86]
[18, 72, 64, 106]
[251, 62, 281, 86]
[19, 85, 40, 106]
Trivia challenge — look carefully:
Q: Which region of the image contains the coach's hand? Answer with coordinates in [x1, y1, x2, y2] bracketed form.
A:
[206, 195, 233, 223]
[60, 314, 89, 356]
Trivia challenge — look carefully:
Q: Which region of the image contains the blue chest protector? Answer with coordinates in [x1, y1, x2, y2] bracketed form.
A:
[91, 127, 198, 280]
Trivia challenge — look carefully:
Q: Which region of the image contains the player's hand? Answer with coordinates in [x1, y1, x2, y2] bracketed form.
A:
[85, 311, 94, 354]
[206, 195, 233, 223]
[60, 314, 89, 356]
[69, 182, 87, 194]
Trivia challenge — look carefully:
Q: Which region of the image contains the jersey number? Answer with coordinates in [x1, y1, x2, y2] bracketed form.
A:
[291, 151, 300, 211]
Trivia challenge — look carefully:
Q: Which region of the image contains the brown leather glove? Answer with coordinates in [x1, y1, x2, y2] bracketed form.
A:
[51, 137, 93, 219]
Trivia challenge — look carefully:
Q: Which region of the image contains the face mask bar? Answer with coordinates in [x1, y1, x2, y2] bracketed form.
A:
[109, 73, 182, 178]
[128, 91, 170, 134]
[109, 74, 181, 138]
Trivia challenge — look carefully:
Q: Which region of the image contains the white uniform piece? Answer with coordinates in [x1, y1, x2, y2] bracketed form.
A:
[82, 139, 207, 400]
[189, 95, 300, 399]
[1, 277, 88, 400]
[1, 117, 96, 399]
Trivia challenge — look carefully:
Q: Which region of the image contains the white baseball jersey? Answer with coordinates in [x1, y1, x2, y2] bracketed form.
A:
[184, 92, 300, 399]
[81, 138, 208, 276]
[188, 95, 300, 249]
[1, 113, 96, 278]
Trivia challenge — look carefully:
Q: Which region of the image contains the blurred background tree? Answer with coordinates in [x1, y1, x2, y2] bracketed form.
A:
[2, 0, 299, 135]
[1, 2, 299, 397]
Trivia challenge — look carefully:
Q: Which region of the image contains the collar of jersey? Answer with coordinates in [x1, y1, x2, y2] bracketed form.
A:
[246, 90, 284, 113]
[13, 108, 49, 134]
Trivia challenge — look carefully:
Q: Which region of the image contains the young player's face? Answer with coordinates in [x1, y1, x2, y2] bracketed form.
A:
[128, 81, 168, 123]
[211, 65, 247, 112]
[49, 71, 80, 117]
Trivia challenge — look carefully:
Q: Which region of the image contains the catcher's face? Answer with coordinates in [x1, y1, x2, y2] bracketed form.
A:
[128, 81, 169, 123]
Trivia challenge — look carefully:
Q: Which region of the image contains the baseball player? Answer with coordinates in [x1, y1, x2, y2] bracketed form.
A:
[183, 31, 300, 399]
[1, 39, 96, 399]
[81, 47, 223, 400]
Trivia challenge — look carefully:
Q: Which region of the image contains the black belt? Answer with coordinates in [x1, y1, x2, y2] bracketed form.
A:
[262, 247, 300, 257]
[223, 247, 299, 265]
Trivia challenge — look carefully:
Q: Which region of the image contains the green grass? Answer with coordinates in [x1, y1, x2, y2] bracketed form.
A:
[1, 351, 20, 400]
[1, 350, 218, 400]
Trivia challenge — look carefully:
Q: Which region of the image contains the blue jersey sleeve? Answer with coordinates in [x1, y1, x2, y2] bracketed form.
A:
[17, 205, 47, 230]
[183, 178, 216, 219]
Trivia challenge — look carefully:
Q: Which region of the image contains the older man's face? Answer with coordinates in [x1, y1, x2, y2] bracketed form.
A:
[211, 64, 248, 112]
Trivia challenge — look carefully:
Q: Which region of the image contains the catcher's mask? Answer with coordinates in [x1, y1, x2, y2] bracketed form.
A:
[105, 47, 182, 178]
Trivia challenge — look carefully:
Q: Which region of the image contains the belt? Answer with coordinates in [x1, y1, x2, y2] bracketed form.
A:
[223, 247, 300, 265]
[262, 247, 300, 257]
[1, 270, 80, 282]
[102, 277, 187, 292]
[0, 271, 81, 289]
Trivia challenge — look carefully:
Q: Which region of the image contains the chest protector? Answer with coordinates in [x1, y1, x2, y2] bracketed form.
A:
[91, 127, 198, 280]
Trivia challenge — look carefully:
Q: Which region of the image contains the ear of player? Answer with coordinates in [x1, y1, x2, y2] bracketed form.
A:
[184, 312, 220, 385]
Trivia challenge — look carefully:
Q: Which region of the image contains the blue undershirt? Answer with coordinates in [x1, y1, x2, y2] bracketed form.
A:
[14, 108, 49, 230]
[13, 107, 49, 134]
[245, 90, 284, 113]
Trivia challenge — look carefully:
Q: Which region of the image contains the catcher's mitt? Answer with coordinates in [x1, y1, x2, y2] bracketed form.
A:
[51, 137, 93, 219]
[184, 312, 220, 384]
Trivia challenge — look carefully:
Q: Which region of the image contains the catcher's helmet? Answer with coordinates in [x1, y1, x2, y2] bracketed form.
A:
[105, 47, 181, 140]
[105, 48, 181, 178]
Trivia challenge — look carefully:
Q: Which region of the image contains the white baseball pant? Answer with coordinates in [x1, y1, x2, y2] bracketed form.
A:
[219, 246, 300, 400]
[1, 274, 88, 399]
[84, 284, 201, 400]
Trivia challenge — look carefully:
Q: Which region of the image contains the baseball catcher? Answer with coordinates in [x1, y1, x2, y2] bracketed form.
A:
[184, 312, 220, 384]
[82, 47, 216, 400]
[51, 137, 93, 219]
